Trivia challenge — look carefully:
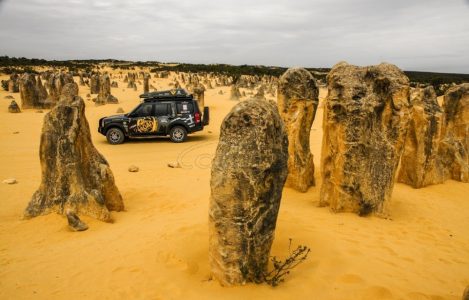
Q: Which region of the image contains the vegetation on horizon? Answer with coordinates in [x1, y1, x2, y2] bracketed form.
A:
[1, 56, 469, 87]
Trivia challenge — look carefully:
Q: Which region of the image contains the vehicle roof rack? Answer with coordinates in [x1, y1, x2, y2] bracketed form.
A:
[140, 88, 193, 101]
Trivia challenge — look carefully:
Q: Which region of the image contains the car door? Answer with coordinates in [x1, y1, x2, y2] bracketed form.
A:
[154, 102, 172, 134]
[128, 102, 159, 136]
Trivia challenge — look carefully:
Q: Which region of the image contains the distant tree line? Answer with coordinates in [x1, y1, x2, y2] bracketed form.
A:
[1, 56, 468, 86]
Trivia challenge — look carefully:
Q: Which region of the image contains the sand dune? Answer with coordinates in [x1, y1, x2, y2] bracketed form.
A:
[0, 71, 468, 300]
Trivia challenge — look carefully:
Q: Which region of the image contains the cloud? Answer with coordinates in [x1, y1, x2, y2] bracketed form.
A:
[0, 0, 468, 72]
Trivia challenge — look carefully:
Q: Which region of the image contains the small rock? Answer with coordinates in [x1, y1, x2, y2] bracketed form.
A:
[4, 95, 14, 99]
[208, 131, 212, 134]
[2, 178, 17, 184]
[116, 107, 124, 113]
[66, 210, 89, 231]
[106, 94, 119, 104]
[128, 165, 139, 172]
[8, 100, 21, 113]
[36, 110, 43, 113]
[13, 131, 19, 134]
[167, 162, 181, 168]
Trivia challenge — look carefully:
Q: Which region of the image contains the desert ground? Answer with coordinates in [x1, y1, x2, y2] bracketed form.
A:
[0, 69, 468, 300]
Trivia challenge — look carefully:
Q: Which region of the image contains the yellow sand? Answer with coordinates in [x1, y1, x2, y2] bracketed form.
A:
[0, 70, 468, 300]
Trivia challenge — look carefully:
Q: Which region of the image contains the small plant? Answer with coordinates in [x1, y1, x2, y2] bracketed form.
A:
[263, 239, 311, 287]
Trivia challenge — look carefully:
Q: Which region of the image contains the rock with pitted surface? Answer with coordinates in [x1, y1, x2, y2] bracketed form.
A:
[437, 83, 469, 182]
[143, 73, 150, 93]
[320, 62, 411, 216]
[127, 81, 136, 89]
[48, 72, 74, 104]
[96, 74, 111, 104]
[209, 99, 288, 286]
[90, 74, 100, 94]
[192, 84, 206, 115]
[96, 74, 118, 104]
[36, 76, 48, 104]
[8, 74, 19, 93]
[230, 85, 241, 100]
[19, 73, 40, 109]
[398, 87, 443, 188]
[254, 85, 266, 100]
[277, 67, 319, 192]
[79, 73, 85, 86]
[24, 83, 124, 223]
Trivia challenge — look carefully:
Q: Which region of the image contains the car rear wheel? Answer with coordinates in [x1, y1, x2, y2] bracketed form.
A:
[169, 126, 187, 143]
[106, 128, 125, 145]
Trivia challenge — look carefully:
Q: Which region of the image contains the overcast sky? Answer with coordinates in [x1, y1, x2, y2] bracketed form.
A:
[0, 0, 468, 73]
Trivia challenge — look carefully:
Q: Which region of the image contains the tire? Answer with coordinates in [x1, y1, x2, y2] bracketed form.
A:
[169, 126, 187, 143]
[106, 127, 125, 145]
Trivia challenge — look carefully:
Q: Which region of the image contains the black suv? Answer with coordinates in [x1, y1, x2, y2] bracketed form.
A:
[98, 89, 209, 144]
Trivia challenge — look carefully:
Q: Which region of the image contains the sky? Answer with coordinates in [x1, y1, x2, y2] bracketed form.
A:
[0, 0, 468, 73]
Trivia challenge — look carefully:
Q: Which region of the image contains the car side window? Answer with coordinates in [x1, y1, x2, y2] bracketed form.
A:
[134, 103, 153, 117]
[155, 103, 170, 116]
[176, 102, 193, 114]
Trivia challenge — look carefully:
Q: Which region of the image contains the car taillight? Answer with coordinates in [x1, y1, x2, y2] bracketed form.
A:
[195, 112, 200, 123]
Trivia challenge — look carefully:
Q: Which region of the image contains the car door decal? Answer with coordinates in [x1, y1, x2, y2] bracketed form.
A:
[131, 117, 159, 133]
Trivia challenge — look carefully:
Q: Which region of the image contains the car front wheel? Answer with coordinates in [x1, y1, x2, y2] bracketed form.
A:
[106, 127, 125, 145]
[169, 126, 187, 143]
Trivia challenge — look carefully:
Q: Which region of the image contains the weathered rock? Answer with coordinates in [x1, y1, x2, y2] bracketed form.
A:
[48, 72, 74, 104]
[24, 83, 124, 222]
[111, 81, 118, 88]
[254, 85, 266, 100]
[95, 74, 118, 104]
[397, 87, 443, 188]
[230, 85, 241, 100]
[4, 95, 14, 99]
[209, 99, 288, 286]
[116, 107, 124, 113]
[8, 75, 19, 93]
[218, 90, 224, 95]
[79, 73, 85, 86]
[320, 62, 411, 216]
[22, 74, 47, 107]
[36, 76, 48, 103]
[19, 73, 40, 109]
[8, 100, 21, 113]
[277, 67, 319, 192]
[96, 74, 111, 105]
[192, 84, 206, 115]
[66, 210, 89, 231]
[143, 73, 150, 93]
[437, 83, 469, 182]
[90, 74, 100, 94]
